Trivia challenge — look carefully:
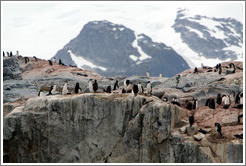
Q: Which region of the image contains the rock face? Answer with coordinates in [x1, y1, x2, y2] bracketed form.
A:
[53, 20, 190, 77]
[3, 94, 242, 163]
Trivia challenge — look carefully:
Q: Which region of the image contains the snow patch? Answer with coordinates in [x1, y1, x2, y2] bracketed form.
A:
[129, 55, 138, 61]
[186, 27, 204, 39]
[68, 50, 107, 71]
[118, 27, 124, 31]
[112, 27, 117, 31]
[132, 32, 152, 61]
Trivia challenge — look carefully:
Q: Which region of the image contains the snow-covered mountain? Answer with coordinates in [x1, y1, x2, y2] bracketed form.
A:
[172, 9, 243, 67]
[53, 20, 189, 77]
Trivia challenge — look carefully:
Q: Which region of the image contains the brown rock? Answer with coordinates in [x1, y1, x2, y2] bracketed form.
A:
[221, 114, 238, 126]
[194, 133, 205, 141]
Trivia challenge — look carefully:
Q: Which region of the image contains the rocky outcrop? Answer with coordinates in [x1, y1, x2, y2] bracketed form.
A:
[3, 94, 242, 163]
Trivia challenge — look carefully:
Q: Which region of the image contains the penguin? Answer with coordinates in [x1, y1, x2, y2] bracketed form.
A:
[162, 97, 168, 102]
[198, 128, 207, 134]
[209, 98, 216, 109]
[189, 114, 194, 127]
[48, 60, 53, 66]
[75, 82, 82, 94]
[192, 99, 198, 110]
[48, 85, 53, 95]
[93, 80, 98, 92]
[229, 92, 235, 104]
[113, 80, 119, 90]
[238, 114, 243, 123]
[105, 86, 111, 93]
[132, 84, 138, 97]
[234, 133, 243, 139]
[171, 98, 181, 107]
[62, 83, 69, 95]
[10, 51, 13, 57]
[38, 90, 44, 97]
[214, 122, 222, 135]
[33, 56, 37, 61]
[124, 80, 130, 89]
[52, 57, 56, 63]
[59, 59, 62, 65]
[3, 51, 5, 57]
[239, 92, 243, 104]
[215, 64, 219, 69]
[207, 69, 213, 72]
[225, 64, 235, 75]
[218, 66, 222, 75]
[185, 101, 193, 111]
[216, 94, 222, 105]
[146, 81, 152, 95]
[229, 63, 235, 69]
[193, 67, 198, 74]
[24, 57, 29, 63]
[7, 52, 9, 57]
[88, 79, 94, 92]
[223, 95, 230, 109]
[15, 51, 19, 57]
[122, 88, 126, 93]
[176, 74, 181, 86]
[137, 82, 144, 94]
[235, 92, 241, 104]
[126, 82, 133, 93]
[51, 85, 57, 95]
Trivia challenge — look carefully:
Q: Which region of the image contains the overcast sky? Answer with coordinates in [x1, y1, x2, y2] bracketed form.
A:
[1, 1, 244, 61]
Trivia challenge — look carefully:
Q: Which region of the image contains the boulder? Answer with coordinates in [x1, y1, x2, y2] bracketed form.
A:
[221, 114, 238, 126]
[194, 133, 205, 141]
[180, 125, 187, 134]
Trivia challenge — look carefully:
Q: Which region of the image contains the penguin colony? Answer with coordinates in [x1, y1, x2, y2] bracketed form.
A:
[4, 51, 242, 138]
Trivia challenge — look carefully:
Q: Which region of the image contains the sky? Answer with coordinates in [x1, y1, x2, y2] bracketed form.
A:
[1, 1, 244, 67]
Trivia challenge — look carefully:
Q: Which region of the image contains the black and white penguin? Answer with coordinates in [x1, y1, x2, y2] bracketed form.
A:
[225, 63, 235, 75]
[216, 94, 222, 105]
[214, 122, 222, 135]
[38, 90, 44, 97]
[132, 84, 138, 97]
[222, 95, 230, 109]
[146, 81, 152, 95]
[113, 80, 119, 90]
[235, 92, 241, 104]
[93, 80, 98, 92]
[206, 98, 215, 109]
[189, 114, 195, 127]
[51, 85, 57, 95]
[24, 57, 29, 63]
[10, 51, 13, 57]
[229, 63, 235, 69]
[238, 114, 243, 123]
[218, 66, 222, 74]
[3, 51, 5, 57]
[137, 82, 144, 94]
[48, 85, 53, 95]
[239, 92, 243, 104]
[192, 99, 198, 110]
[124, 80, 130, 89]
[6, 52, 9, 57]
[106, 86, 111, 93]
[162, 97, 168, 102]
[171, 98, 181, 107]
[62, 83, 69, 95]
[88, 79, 94, 92]
[15, 51, 19, 57]
[207, 69, 213, 72]
[229, 92, 235, 104]
[33, 56, 37, 61]
[198, 128, 207, 134]
[122, 88, 126, 93]
[193, 67, 198, 74]
[48, 60, 53, 66]
[52, 57, 56, 64]
[59, 59, 62, 65]
[75, 82, 82, 94]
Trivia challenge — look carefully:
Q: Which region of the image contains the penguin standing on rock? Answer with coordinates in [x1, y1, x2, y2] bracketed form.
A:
[88, 79, 94, 92]
[113, 80, 119, 90]
[105, 86, 111, 93]
[62, 83, 69, 95]
[132, 84, 138, 97]
[124, 80, 130, 89]
[38, 90, 44, 97]
[216, 94, 222, 105]
[51, 85, 57, 95]
[215, 122, 222, 135]
[146, 81, 152, 95]
[137, 82, 144, 94]
[93, 80, 98, 92]
[189, 114, 195, 127]
[75, 82, 82, 94]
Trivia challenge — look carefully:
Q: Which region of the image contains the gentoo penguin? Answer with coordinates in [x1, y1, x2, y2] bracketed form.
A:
[192, 99, 198, 110]
[59, 59, 62, 65]
[15, 51, 19, 57]
[126, 82, 133, 93]
[198, 128, 207, 134]
[132, 84, 138, 97]
[146, 81, 152, 95]
[193, 67, 198, 74]
[75, 82, 82, 94]
[48, 85, 53, 95]
[235, 92, 241, 104]
[38, 90, 44, 97]
[238, 114, 243, 123]
[10, 51, 13, 57]
[122, 88, 126, 93]
[239, 92, 243, 104]
[185, 101, 193, 111]
[171, 98, 181, 107]
[105, 86, 111, 93]
[225, 64, 235, 75]
[24, 57, 29, 63]
[229, 63, 235, 69]
[113, 80, 119, 90]
[206, 98, 215, 109]
[7, 52, 9, 57]
[52, 57, 56, 63]
[51, 85, 57, 95]
[218, 66, 222, 74]
[223, 95, 230, 109]
[88, 79, 94, 92]
[229, 92, 235, 104]
[124, 80, 130, 89]
[137, 82, 144, 94]
[215, 122, 222, 135]
[62, 83, 69, 95]
[48, 60, 53, 66]
[93, 80, 98, 92]
[162, 97, 168, 102]
[33, 56, 37, 61]
[189, 114, 194, 127]
[216, 94, 222, 105]
[3, 51, 5, 57]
